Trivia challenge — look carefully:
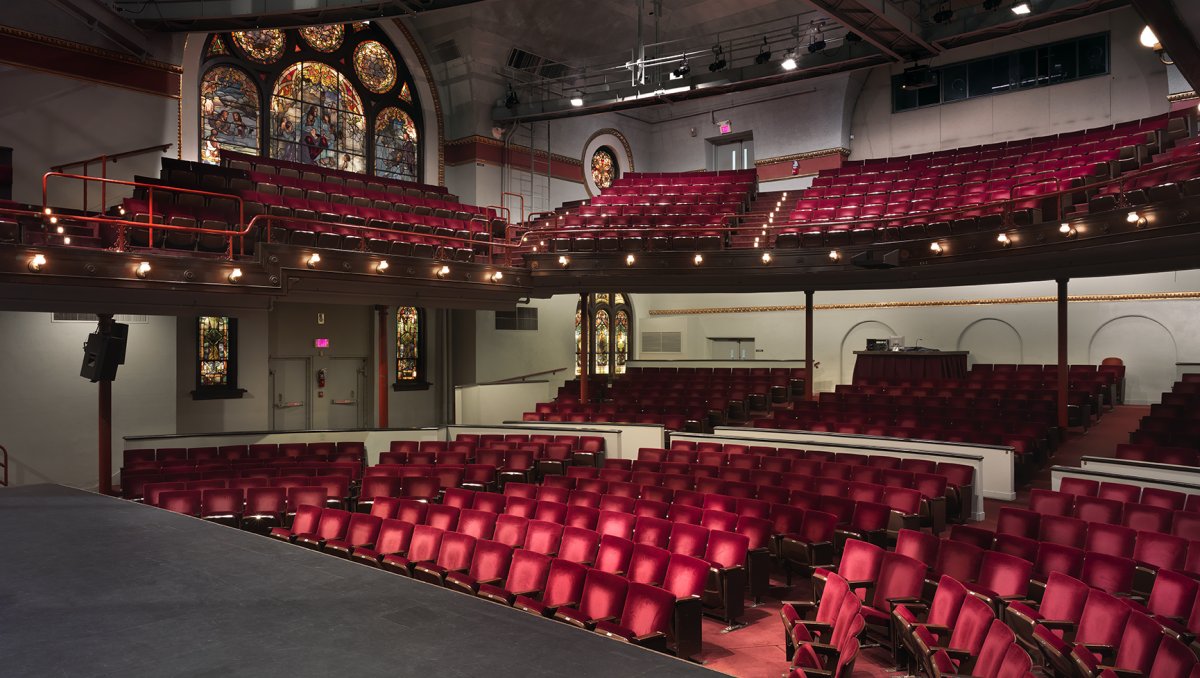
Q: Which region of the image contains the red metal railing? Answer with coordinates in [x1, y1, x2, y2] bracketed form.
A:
[49, 143, 172, 214]
[501, 191, 525, 224]
[42, 172, 248, 256]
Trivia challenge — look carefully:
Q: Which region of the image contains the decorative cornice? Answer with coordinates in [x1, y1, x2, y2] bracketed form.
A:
[1168, 90, 1198, 102]
[391, 19, 444, 187]
[755, 147, 851, 167]
[647, 291, 1200, 316]
[0, 24, 181, 72]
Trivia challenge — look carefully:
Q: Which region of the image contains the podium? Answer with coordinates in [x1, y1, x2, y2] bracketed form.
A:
[852, 350, 969, 382]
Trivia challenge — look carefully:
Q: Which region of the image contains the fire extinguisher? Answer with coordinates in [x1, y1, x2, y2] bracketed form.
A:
[791, 159, 800, 176]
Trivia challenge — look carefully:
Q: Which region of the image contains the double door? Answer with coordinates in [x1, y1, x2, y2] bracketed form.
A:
[269, 356, 366, 430]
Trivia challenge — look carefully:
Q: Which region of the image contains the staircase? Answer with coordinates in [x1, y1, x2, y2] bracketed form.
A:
[730, 189, 790, 249]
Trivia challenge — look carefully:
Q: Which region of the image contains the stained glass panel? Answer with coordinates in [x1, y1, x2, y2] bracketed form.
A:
[574, 307, 583, 376]
[200, 66, 260, 165]
[300, 24, 344, 53]
[591, 147, 617, 190]
[207, 35, 229, 57]
[270, 61, 367, 172]
[399, 82, 413, 104]
[198, 316, 230, 386]
[232, 29, 285, 64]
[594, 310, 610, 375]
[354, 40, 397, 94]
[615, 310, 629, 375]
[374, 106, 419, 181]
[396, 306, 420, 381]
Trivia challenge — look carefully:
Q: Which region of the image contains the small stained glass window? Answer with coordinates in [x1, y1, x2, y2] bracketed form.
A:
[399, 82, 413, 104]
[396, 306, 422, 383]
[193, 316, 242, 399]
[374, 106, 419, 182]
[354, 40, 397, 94]
[576, 293, 633, 376]
[300, 24, 345, 53]
[232, 29, 286, 64]
[591, 146, 618, 190]
[207, 35, 229, 57]
[200, 65, 260, 165]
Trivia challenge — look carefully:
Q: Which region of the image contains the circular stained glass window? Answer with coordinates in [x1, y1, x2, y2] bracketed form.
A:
[299, 24, 344, 53]
[353, 40, 397, 94]
[591, 146, 618, 190]
[231, 29, 286, 64]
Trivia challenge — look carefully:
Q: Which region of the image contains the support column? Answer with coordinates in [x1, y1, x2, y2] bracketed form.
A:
[376, 305, 389, 428]
[804, 290, 815, 401]
[1057, 279, 1069, 430]
[579, 293, 590, 405]
[97, 313, 114, 496]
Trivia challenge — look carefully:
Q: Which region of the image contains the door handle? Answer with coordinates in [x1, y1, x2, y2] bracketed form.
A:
[275, 401, 304, 409]
[332, 399, 357, 405]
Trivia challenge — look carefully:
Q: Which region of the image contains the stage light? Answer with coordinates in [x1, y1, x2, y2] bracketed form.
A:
[781, 51, 797, 70]
[435, 264, 450, 278]
[570, 96, 584, 107]
[28, 254, 45, 272]
[693, 254, 703, 265]
[504, 83, 519, 109]
[135, 261, 151, 278]
[806, 39, 825, 55]
[1060, 222, 1076, 237]
[982, 0, 1001, 9]
[828, 249, 841, 261]
[491, 271, 504, 282]
[672, 59, 690, 78]
[376, 260, 389, 273]
[761, 251, 772, 264]
[930, 242, 944, 254]
[755, 37, 771, 65]
[709, 44, 726, 72]
[997, 233, 1011, 246]
[228, 268, 243, 283]
[1011, 2, 1031, 14]
[625, 254, 635, 266]
[558, 255, 569, 268]
[307, 252, 321, 268]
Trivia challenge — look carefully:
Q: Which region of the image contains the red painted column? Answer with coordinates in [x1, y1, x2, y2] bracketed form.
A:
[376, 305, 389, 428]
[1057, 279, 1069, 430]
[97, 313, 113, 495]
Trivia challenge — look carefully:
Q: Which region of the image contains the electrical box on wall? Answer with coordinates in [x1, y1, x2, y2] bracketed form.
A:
[317, 313, 325, 325]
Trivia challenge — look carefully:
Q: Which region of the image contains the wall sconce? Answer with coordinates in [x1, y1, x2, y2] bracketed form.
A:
[828, 249, 841, 261]
[1127, 211, 1147, 228]
[307, 252, 321, 268]
[761, 251, 772, 264]
[558, 255, 569, 268]
[135, 261, 151, 278]
[930, 242, 944, 255]
[228, 268, 243, 283]
[996, 233, 1011, 247]
[1059, 223, 1076, 237]
[491, 271, 504, 282]
[693, 254, 704, 265]
[28, 254, 46, 272]
[625, 254, 636, 266]
[435, 264, 450, 279]
[376, 260, 389, 273]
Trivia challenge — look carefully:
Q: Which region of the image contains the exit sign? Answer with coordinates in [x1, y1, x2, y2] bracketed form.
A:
[718, 120, 732, 134]
[314, 338, 330, 349]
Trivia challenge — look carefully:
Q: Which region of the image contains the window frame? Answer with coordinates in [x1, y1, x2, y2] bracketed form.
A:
[393, 305, 430, 391]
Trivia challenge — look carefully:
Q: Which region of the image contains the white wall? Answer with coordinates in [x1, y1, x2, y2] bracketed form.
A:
[176, 310, 270, 434]
[0, 312, 176, 488]
[848, 8, 1168, 159]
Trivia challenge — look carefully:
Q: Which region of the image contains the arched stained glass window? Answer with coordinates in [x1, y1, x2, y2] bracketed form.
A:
[232, 29, 285, 64]
[194, 316, 243, 399]
[591, 146, 617, 189]
[374, 107, 419, 182]
[575, 293, 633, 376]
[200, 66, 260, 165]
[395, 306, 426, 387]
[270, 61, 367, 172]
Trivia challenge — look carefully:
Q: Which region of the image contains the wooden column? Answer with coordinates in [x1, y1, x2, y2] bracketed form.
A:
[1057, 279, 1069, 430]
[579, 293, 590, 405]
[376, 305, 389, 428]
[97, 313, 114, 496]
[804, 290, 815, 401]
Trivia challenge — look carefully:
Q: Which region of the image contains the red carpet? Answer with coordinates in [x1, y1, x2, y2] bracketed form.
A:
[701, 405, 1149, 676]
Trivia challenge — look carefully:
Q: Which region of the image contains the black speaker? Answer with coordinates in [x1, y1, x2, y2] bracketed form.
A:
[80, 330, 126, 382]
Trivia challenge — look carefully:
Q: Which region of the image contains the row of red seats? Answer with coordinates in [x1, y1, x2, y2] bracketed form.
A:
[754, 414, 1044, 456]
[123, 441, 365, 465]
[1127, 376, 1200, 453]
[1027, 486, 1200, 540]
[222, 150, 448, 196]
[119, 461, 363, 501]
[244, 170, 493, 218]
[1116, 442, 1200, 467]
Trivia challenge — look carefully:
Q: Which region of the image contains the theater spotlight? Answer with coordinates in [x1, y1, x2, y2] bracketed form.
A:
[504, 83, 519, 109]
[754, 37, 771, 65]
[672, 59, 690, 78]
[708, 44, 727, 72]
[781, 50, 798, 70]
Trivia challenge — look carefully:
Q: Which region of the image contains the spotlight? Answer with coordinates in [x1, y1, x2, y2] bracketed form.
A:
[997, 233, 1011, 246]
[491, 271, 504, 282]
[755, 37, 771, 65]
[28, 254, 46, 272]
[504, 83, 519, 109]
[982, 0, 1001, 9]
[671, 59, 691, 78]
[307, 252, 321, 268]
[558, 255, 569, 268]
[781, 50, 798, 70]
[1140, 26, 1159, 49]
[807, 38, 826, 55]
[1059, 223, 1076, 237]
[761, 251, 772, 264]
[435, 264, 450, 278]
[1011, 2, 1031, 14]
[708, 44, 727, 72]
[135, 261, 151, 278]
[930, 242, 944, 255]
[828, 249, 841, 261]
[376, 260, 390, 273]
[570, 95, 583, 107]
[1126, 211, 1140, 223]
[693, 254, 703, 265]
[933, 3, 954, 23]
[625, 254, 636, 266]
[228, 268, 243, 283]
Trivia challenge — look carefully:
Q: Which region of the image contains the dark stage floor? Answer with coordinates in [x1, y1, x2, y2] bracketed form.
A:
[0, 484, 721, 678]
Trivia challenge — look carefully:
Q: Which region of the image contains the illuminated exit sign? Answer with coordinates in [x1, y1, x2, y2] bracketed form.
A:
[314, 338, 330, 349]
[718, 120, 732, 134]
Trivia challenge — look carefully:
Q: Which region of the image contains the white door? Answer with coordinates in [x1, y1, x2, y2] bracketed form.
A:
[324, 357, 367, 429]
[270, 357, 310, 431]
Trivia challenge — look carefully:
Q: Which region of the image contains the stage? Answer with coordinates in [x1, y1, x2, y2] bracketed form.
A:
[0, 484, 720, 677]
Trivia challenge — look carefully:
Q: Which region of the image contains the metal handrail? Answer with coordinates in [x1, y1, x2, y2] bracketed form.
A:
[43, 172, 247, 256]
[477, 366, 569, 385]
[49, 144, 173, 213]
[501, 191, 526, 224]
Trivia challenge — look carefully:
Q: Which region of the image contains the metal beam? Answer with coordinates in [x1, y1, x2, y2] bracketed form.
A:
[1132, 0, 1200, 94]
[851, 0, 941, 56]
[801, 0, 905, 61]
[49, 0, 153, 58]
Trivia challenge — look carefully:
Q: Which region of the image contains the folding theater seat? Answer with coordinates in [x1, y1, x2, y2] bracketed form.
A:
[926, 618, 1017, 678]
[1004, 571, 1090, 657]
[910, 594, 995, 676]
[554, 569, 629, 630]
[1085, 523, 1136, 559]
[444, 540, 514, 596]
[476, 548, 552, 606]
[513, 558, 588, 617]
[382, 524, 443, 575]
[200, 488, 244, 527]
[779, 509, 838, 581]
[242, 487, 287, 534]
[1068, 607, 1162, 677]
[948, 524, 995, 550]
[892, 575, 970, 674]
[790, 594, 864, 677]
[895, 528, 940, 568]
[557, 526, 600, 566]
[593, 535, 635, 575]
[323, 513, 382, 559]
[412, 532, 478, 586]
[393, 498, 429, 525]
[1039, 514, 1088, 549]
[270, 503, 323, 542]
[158, 489, 202, 516]
[860, 552, 928, 649]
[1032, 588, 1130, 677]
[927, 539, 984, 592]
[591, 582, 675, 653]
[596, 510, 637, 540]
[781, 573, 853, 662]
[962, 551, 1034, 612]
[700, 530, 750, 628]
[812, 538, 883, 602]
[424, 504, 460, 531]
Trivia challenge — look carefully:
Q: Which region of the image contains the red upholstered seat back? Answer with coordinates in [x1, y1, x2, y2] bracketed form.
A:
[627, 544, 671, 586]
[541, 558, 588, 608]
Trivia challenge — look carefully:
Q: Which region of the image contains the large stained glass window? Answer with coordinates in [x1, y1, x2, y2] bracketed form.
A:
[591, 146, 618, 190]
[395, 306, 425, 386]
[194, 316, 242, 399]
[270, 61, 367, 172]
[375, 107, 419, 182]
[575, 293, 633, 376]
[200, 66, 260, 165]
[199, 24, 421, 180]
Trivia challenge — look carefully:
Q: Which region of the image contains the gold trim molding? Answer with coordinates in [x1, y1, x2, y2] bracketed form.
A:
[1168, 91, 1197, 102]
[648, 291, 1200, 316]
[755, 147, 850, 167]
